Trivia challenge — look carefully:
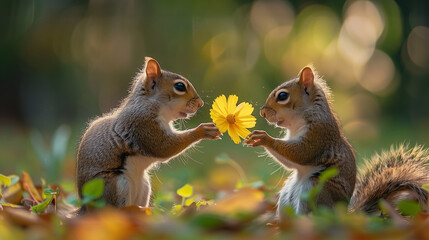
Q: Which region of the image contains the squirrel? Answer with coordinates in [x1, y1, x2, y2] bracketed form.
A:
[244, 66, 429, 219]
[76, 57, 220, 212]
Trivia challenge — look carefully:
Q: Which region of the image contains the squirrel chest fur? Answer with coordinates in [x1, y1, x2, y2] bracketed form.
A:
[76, 57, 220, 211]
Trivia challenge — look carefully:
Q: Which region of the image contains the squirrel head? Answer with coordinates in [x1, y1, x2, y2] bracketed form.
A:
[141, 57, 204, 121]
[260, 66, 320, 128]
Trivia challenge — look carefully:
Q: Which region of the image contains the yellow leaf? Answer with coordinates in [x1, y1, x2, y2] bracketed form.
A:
[185, 196, 197, 206]
[1, 203, 24, 208]
[204, 188, 264, 215]
[176, 184, 193, 198]
[171, 205, 183, 215]
[3, 182, 22, 204]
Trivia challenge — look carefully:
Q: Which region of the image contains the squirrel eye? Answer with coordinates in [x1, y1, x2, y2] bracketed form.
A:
[173, 81, 187, 95]
[276, 91, 290, 104]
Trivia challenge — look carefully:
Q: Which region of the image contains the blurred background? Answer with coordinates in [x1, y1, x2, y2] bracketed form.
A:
[1, 0, 428, 200]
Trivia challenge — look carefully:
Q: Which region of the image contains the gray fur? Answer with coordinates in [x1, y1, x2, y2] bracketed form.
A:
[76, 57, 219, 212]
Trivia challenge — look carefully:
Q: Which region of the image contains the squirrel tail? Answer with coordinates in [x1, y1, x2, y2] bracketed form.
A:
[349, 144, 429, 214]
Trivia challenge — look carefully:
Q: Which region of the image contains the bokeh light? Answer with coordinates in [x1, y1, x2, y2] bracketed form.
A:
[407, 26, 429, 68]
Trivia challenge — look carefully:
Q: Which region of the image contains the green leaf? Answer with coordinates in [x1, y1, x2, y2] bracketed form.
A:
[177, 184, 193, 198]
[82, 178, 104, 198]
[397, 200, 421, 217]
[0, 174, 11, 186]
[82, 178, 104, 205]
[8, 175, 19, 186]
[44, 188, 59, 195]
[300, 167, 338, 214]
[319, 168, 339, 183]
[89, 199, 106, 208]
[423, 184, 429, 193]
[282, 205, 296, 218]
[43, 188, 59, 199]
[51, 125, 71, 161]
[32, 195, 54, 214]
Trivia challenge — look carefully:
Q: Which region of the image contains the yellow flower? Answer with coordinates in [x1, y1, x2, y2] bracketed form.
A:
[210, 95, 256, 144]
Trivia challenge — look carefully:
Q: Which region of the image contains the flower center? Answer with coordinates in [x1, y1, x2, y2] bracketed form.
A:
[226, 114, 235, 124]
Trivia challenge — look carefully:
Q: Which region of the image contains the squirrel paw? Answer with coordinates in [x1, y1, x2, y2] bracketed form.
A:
[244, 130, 272, 147]
[196, 123, 221, 140]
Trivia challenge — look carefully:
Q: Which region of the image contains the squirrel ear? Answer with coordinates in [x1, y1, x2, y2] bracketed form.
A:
[144, 57, 162, 79]
[298, 67, 314, 88]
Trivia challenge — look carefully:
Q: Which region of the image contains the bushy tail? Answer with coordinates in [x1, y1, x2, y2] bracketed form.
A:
[349, 144, 429, 214]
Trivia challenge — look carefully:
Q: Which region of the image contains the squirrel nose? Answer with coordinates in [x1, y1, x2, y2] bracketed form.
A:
[196, 98, 204, 108]
[260, 106, 267, 118]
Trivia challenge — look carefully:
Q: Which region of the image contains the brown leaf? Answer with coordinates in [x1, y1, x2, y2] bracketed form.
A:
[120, 205, 152, 216]
[1, 206, 48, 228]
[20, 171, 43, 203]
[181, 202, 197, 217]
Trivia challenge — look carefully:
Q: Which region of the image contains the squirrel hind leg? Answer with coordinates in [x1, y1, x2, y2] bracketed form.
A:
[91, 173, 129, 208]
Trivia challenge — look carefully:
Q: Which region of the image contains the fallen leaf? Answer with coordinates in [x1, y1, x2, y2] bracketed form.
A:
[1, 203, 26, 209]
[20, 171, 43, 203]
[0, 174, 11, 186]
[120, 205, 152, 216]
[3, 182, 22, 204]
[205, 188, 264, 215]
[67, 208, 139, 240]
[2, 206, 47, 228]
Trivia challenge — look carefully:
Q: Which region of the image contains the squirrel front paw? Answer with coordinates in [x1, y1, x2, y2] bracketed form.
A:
[244, 130, 273, 147]
[195, 123, 221, 140]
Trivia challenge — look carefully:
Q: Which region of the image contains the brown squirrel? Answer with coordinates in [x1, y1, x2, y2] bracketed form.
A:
[76, 57, 220, 212]
[244, 66, 429, 219]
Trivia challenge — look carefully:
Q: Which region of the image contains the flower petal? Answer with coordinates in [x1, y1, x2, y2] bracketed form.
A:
[227, 124, 241, 144]
[235, 121, 256, 128]
[235, 116, 256, 128]
[235, 125, 251, 139]
[235, 102, 254, 117]
[210, 109, 224, 121]
[212, 95, 227, 116]
[216, 119, 229, 133]
[227, 95, 238, 114]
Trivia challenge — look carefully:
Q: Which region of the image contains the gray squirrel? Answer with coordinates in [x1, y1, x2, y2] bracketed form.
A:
[245, 66, 429, 220]
[76, 57, 220, 212]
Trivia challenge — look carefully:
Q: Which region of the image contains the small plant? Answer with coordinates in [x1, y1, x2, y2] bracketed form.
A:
[32, 188, 59, 214]
[30, 125, 71, 183]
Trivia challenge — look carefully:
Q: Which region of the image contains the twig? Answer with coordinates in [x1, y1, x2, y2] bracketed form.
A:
[24, 183, 40, 204]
